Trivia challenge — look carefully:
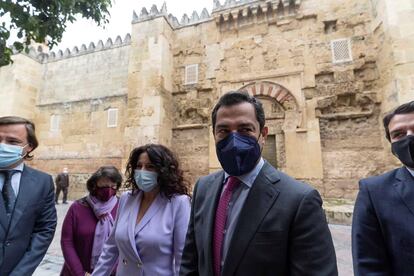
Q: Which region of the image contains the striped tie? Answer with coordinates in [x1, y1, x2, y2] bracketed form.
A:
[2, 170, 18, 215]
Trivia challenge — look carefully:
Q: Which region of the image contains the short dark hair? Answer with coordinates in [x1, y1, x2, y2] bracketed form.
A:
[125, 144, 190, 199]
[211, 91, 265, 132]
[86, 166, 123, 192]
[383, 101, 414, 141]
[0, 116, 38, 160]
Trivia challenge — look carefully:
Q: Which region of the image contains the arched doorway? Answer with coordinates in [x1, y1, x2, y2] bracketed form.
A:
[239, 81, 300, 170]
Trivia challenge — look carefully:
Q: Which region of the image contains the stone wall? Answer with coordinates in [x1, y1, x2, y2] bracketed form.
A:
[167, 0, 391, 198]
[1, 0, 412, 200]
[39, 38, 130, 105]
[0, 54, 42, 119]
[30, 95, 127, 198]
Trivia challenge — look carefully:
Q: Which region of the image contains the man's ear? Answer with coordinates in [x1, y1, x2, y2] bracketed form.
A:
[261, 126, 268, 145]
[23, 144, 33, 158]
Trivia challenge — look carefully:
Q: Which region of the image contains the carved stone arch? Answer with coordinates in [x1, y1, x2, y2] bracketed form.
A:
[238, 81, 299, 111]
[238, 81, 302, 130]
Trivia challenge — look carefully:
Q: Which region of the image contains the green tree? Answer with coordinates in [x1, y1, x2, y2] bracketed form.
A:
[0, 0, 112, 67]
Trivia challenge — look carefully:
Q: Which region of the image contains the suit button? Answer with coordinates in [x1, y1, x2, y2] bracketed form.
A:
[5, 241, 10, 246]
[123, 259, 128, 265]
[137, 261, 142, 268]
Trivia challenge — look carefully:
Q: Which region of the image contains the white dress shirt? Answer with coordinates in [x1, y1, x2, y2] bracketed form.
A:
[0, 162, 24, 197]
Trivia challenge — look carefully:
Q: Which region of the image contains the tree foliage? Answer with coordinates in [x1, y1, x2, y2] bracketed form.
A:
[0, 0, 112, 67]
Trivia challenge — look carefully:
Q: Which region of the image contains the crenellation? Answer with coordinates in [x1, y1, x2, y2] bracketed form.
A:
[132, 10, 139, 22]
[150, 4, 159, 15]
[123, 34, 131, 43]
[20, 33, 132, 64]
[212, 0, 301, 28]
[191, 11, 200, 22]
[96, 40, 104, 50]
[160, 2, 168, 14]
[140, 7, 149, 18]
[181, 14, 190, 25]
[64, 48, 71, 57]
[114, 36, 122, 45]
[168, 14, 180, 28]
[201, 8, 210, 19]
[105, 38, 113, 47]
[88, 42, 95, 51]
[132, 3, 212, 28]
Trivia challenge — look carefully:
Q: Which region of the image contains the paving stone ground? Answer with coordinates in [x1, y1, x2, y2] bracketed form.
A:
[33, 202, 353, 276]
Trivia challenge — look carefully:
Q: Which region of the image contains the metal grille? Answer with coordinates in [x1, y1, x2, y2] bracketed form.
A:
[331, 38, 352, 63]
[107, 108, 118, 128]
[185, 64, 198, 85]
[262, 135, 277, 168]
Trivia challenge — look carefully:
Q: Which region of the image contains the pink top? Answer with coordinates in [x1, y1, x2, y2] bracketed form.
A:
[60, 198, 118, 276]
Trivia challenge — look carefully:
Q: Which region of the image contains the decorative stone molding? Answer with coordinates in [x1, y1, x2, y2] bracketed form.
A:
[239, 81, 298, 111]
[131, 3, 212, 29]
[212, 0, 302, 29]
[21, 33, 132, 64]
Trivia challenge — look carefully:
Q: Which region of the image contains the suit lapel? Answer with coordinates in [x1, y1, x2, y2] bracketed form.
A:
[9, 166, 34, 231]
[127, 192, 141, 259]
[204, 172, 225, 276]
[393, 167, 414, 216]
[135, 193, 164, 233]
[222, 163, 280, 275]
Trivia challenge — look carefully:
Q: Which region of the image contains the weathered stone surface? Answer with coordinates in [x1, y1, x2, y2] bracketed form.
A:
[0, 0, 412, 200]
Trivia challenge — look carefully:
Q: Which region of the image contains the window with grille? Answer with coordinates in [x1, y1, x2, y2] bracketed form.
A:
[185, 64, 198, 85]
[50, 115, 60, 132]
[331, 38, 352, 64]
[107, 108, 118, 128]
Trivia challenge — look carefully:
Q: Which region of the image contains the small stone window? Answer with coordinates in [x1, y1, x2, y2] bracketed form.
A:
[324, 20, 337, 34]
[107, 108, 118, 128]
[331, 38, 352, 64]
[50, 114, 60, 132]
[185, 64, 198, 85]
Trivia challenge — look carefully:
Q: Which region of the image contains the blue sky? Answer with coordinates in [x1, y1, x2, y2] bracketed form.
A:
[56, 0, 213, 51]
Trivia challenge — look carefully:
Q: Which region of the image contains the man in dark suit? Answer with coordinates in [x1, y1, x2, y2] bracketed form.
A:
[180, 91, 337, 276]
[352, 100, 414, 275]
[55, 167, 69, 204]
[0, 116, 57, 275]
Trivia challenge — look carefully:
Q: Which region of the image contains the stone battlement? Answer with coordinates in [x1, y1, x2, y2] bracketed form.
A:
[213, 0, 301, 13]
[212, 0, 302, 24]
[19, 33, 131, 64]
[132, 3, 212, 29]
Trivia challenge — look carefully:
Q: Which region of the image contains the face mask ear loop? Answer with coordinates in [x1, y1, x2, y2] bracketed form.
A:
[21, 144, 29, 158]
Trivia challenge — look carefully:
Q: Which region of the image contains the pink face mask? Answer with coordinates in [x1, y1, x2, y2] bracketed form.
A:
[94, 187, 116, 202]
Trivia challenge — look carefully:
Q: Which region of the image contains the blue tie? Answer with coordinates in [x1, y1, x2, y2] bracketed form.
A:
[2, 170, 17, 214]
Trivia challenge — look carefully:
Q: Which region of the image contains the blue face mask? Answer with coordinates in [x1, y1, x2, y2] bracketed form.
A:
[216, 132, 261, 176]
[134, 170, 159, 192]
[0, 143, 26, 169]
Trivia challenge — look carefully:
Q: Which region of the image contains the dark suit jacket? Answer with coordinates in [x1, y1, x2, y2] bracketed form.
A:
[352, 167, 414, 276]
[0, 165, 57, 276]
[56, 173, 69, 188]
[180, 161, 337, 276]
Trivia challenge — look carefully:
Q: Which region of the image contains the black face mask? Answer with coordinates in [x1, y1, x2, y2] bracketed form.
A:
[391, 135, 414, 168]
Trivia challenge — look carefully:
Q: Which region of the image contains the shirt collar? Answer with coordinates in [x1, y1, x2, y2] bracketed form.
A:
[224, 158, 265, 188]
[406, 167, 414, 178]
